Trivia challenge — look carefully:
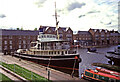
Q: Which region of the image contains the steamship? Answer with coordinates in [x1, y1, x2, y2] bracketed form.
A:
[14, 2, 81, 77]
[15, 29, 81, 77]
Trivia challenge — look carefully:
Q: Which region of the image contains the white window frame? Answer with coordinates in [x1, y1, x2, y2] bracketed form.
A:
[4, 41, 7, 45]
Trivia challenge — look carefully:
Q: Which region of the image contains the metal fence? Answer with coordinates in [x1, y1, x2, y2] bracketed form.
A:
[0, 59, 47, 81]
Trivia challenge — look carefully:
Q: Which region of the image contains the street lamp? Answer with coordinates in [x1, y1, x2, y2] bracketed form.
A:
[46, 57, 51, 81]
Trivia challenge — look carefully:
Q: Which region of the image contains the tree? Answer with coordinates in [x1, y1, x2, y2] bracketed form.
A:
[21, 27, 23, 30]
[34, 28, 37, 31]
[17, 28, 19, 30]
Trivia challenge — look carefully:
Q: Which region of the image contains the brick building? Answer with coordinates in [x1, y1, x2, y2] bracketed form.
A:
[109, 30, 119, 45]
[88, 28, 119, 46]
[0, 27, 119, 54]
[0, 29, 39, 53]
[73, 28, 120, 46]
[73, 31, 92, 46]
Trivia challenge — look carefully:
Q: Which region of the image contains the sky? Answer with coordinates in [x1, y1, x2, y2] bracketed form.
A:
[0, 0, 120, 31]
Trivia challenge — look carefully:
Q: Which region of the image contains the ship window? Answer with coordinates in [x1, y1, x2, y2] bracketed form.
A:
[118, 47, 120, 49]
[54, 51, 56, 54]
[85, 71, 93, 77]
[51, 51, 53, 54]
[116, 80, 120, 82]
[103, 77, 109, 81]
[47, 35, 49, 38]
[99, 75, 105, 80]
[94, 74, 99, 79]
[49, 52, 50, 54]
[65, 51, 67, 54]
[44, 35, 46, 38]
[99, 75, 109, 81]
[109, 78, 115, 82]
[39, 36, 41, 38]
[58, 51, 60, 54]
[53, 36, 55, 38]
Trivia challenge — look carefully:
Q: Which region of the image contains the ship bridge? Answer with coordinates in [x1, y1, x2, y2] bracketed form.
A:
[37, 34, 66, 42]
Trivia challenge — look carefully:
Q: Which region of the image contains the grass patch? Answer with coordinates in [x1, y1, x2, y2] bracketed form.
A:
[0, 73, 13, 82]
[0, 61, 50, 82]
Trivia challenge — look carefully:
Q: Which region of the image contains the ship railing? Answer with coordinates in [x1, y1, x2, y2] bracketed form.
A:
[30, 46, 69, 51]
[68, 51, 77, 54]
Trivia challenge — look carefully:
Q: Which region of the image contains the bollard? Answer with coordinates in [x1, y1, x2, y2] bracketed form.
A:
[48, 70, 50, 81]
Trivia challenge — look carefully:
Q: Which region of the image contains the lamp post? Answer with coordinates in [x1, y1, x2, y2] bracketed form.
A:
[46, 57, 51, 81]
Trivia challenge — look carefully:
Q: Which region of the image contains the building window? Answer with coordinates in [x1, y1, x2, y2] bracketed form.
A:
[9, 40, 12, 44]
[59, 30, 62, 33]
[68, 30, 71, 33]
[95, 35, 99, 37]
[0, 46, 2, 51]
[23, 40, 26, 44]
[23, 45, 26, 49]
[101, 35, 104, 37]
[48, 30, 51, 33]
[4, 41, 7, 45]
[66, 34, 72, 38]
[9, 36, 12, 39]
[19, 36, 21, 39]
[4, 36, 7, 39]
[19, 40, 21, 44]
[10, 45, 12, 49]
[27, 40, 30, 44]
[0, 35, 2, 39]
[95, 38, 98, 40]
[28, 36, 30, 39]
[0, 40, 2, 45]
[4, 46, 7, 50]
[19, 45, 21, 48]
[107, 34, 109, 37]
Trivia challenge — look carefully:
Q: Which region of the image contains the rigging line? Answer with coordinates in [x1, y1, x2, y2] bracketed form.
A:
[46, 57, 51, 70]
[71, 59, 77, 77]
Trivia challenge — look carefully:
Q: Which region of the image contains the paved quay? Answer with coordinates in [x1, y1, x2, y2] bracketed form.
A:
[0, 53, 88, 82]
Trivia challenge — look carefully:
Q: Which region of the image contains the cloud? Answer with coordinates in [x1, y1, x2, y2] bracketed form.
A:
[79, 15, 85, 18]
[67, 2, 86, 11]
[87, 11, 100, 14]
[0, 14, 6, 18]
[0, 0, 119, 31]
[34, 0, 47, 7]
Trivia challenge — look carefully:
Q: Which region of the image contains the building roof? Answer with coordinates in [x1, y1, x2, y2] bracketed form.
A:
[78, 31, 91, 35]
[1, 29, 39, 35]
[40, 26, 72, 32]
[110, 33, 119, 36]
[90, 28, 108, 32]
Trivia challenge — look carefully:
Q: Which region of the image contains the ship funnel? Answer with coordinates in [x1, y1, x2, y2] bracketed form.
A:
[39, 27, 44, 34]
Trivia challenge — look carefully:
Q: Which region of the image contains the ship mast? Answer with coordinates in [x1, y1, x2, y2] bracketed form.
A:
[54, 2, 59, 39]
